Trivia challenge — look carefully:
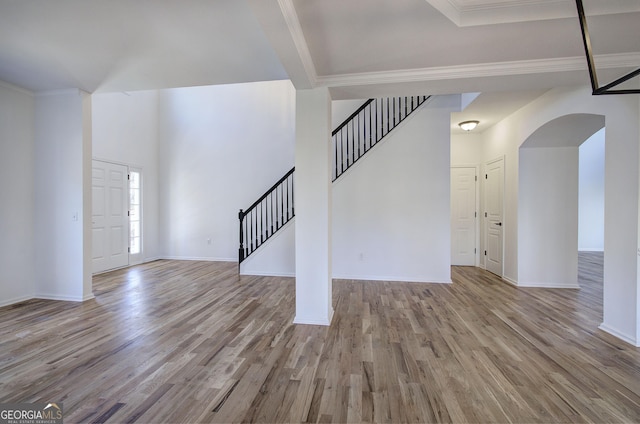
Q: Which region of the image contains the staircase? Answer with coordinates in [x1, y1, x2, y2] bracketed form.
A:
[238, 95, 430, 263]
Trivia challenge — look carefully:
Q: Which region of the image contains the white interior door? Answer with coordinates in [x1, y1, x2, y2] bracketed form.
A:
[485, 157, 504, 276]
[451, 167, 477, 266]
[92, 160, 129, 274]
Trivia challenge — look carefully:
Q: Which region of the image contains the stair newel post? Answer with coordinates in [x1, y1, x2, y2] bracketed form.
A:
[238, 209, 245, 264]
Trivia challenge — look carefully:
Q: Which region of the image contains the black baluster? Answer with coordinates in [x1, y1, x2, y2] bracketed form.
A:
[357, 113, 361, 159]
[386, 97, 390, 135]
[290, 174, 295, 217]
[405, 96, 408, 120]
[346, 125, 350, 169]
[238, 209, 245, 263]
[331, 134, 338, 179]
[367, 103, 371, 152]
[249, 209, 253, 253]
[269, 193, 273, 236]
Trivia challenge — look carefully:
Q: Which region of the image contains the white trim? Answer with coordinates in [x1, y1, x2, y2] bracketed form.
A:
[36, 88, 82, 97]
[332, 274, 452, 284]
[426, 0, 640, 27]
[483, 155, 505, 278]
[92, 264, 130, 276]
[578, 248, 604, 252]
[0, 295, 34, 308]
[161, 256, 237, 262]
[0, 80, 34, 96]
[92, 156, 144, 172]
[516, 281, 580, 289]
[242, 271, 295, 278]
[316, 53, 640, 88]
[451, 164, 481, 267]
[502, 276, 518, 286]
[599, 323, 639, 347]
[144, 256, 162, 263]
[294, 308, 334, 326]
[277, 0, 318, 85]
[34, 293, 86, 302]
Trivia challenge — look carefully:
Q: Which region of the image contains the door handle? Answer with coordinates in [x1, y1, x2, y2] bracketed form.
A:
[495, 222, 502, 226]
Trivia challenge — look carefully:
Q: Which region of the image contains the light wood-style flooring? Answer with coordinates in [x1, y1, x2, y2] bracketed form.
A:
[1, 252, 639, 423]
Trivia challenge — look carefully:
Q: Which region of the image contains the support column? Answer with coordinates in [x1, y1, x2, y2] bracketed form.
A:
[293, 87, 333, 326]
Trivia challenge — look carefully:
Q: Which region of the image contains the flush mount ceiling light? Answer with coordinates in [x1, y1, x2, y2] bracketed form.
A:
[576, 0, 640, 95]
[459, 120, 479, 131]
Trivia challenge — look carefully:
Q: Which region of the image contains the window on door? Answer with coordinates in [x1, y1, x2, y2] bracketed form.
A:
[129, 170, 142, 258]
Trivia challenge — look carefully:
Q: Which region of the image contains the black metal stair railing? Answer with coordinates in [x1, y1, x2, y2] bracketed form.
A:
[239, 95, 430, 264]
[333, 96, 430, 181]
[238, 167, 294, 263]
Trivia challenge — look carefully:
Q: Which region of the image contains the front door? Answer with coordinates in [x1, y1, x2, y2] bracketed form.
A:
[451, 167, 477, 266]
[92, 160, 129, 274]
[485, 157, 504, 276]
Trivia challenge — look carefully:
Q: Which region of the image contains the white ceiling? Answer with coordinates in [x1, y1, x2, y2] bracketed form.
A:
[0, 0, 288, 92]
[0, 0, 638, 129]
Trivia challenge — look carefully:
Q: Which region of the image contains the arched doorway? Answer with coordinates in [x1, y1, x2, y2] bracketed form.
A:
[517, 113, 605, 288]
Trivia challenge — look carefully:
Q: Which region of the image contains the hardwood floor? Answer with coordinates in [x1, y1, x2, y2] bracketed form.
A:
[1, 253, 639, 423]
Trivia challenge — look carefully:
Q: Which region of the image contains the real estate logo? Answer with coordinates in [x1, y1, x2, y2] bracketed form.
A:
[0, 403, 63, 424]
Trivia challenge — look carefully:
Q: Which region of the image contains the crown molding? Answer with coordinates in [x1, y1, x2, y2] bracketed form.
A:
[426, 0, 640, 26]
[35, 88, 83, 97]
[0, 80, 34, 96]
[315, 53, 640, 88]
[277, 0, 318, 86]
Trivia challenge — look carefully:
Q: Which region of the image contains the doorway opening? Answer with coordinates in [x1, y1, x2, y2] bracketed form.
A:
[92, 160, 143, 274]
[517, 113, 605, 289]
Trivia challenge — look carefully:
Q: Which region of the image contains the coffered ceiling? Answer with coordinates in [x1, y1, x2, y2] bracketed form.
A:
[0, 0, 637, 101]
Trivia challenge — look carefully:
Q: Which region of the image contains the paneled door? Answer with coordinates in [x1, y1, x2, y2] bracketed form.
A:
[92, 160, 129, 274]
[485, 157, 504, 277]
[451, 167, 477, 266]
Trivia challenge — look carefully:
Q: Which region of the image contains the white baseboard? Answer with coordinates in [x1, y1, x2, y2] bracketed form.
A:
[240, 270, 295, 278]
[0, 295, 34, 308]
[516, 281, 580, 289]
[161, 256, 236, 262]
[332, 274, 452, 284]
[599, 323, 638, 347]
[294, 308, 334, 326]
[502, 276, 518, 286]
[143, 256, 162, 263]
[35, 293, 85, 302]
[578, 248, 604, 252]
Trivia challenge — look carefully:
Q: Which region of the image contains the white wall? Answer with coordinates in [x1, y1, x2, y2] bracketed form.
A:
[481, 86, 640, 344]
[158, 80, 296, 261]
[243, 96, 458, 282]
[0, 82, 35, 306]
[92, 90, 160, 262]
[34, 90, 93, 301]
[332, 96, 456, 283]
[451, 132, 483, 166]
[578, 129, 605, 251]
[518, 147, 579, 287]
[242, 98, 372, 276]
[332, 99, 367, 129]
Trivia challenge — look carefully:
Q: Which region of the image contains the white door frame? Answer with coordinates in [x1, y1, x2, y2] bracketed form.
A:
[92, 159, 129, 274]
[483, 156, 505, 277]
[92, 158, 144, 272]
[451, 164, 480, 266]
